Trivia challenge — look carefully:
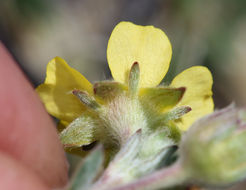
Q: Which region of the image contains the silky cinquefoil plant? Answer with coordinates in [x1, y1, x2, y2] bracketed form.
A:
[36, 22, 246, 190]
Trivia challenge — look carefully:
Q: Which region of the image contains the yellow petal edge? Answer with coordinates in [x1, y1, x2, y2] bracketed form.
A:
[107, 21, 172, 88]
[36, 57, 92, 122]
[171, 66, 214, 131]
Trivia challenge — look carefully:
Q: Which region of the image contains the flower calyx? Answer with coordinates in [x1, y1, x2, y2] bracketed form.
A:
[60, 61, 190, 161]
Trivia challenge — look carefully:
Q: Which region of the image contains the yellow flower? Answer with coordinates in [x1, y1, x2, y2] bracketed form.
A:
[107, 22, 213, 130]
[36, 22, 213, 146]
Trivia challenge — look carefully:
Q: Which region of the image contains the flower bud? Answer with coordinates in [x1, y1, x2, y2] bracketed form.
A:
[180, 105, 246, 187]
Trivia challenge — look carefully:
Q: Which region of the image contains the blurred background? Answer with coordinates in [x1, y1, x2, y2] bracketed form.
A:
[1, 0, 246, 189]
[1, 0, 246, 108]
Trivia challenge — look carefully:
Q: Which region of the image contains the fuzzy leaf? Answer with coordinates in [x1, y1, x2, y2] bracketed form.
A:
[111, 162, 187, 190]
[133, 145, 178, 176]
[139, 87, 186, 112]
[69, 146, 104, 190]
[60, 114, 97, 147]
[156, 145, 178, 169]
[113, 129, 142, 163]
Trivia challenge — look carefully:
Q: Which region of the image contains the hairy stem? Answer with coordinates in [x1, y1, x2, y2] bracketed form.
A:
[111, 161, 188, 190]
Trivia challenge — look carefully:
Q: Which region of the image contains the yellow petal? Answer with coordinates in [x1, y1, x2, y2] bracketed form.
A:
[36, 57, 92, 122]
[171, 66, 214, 130]
[107, 21, 172, 87]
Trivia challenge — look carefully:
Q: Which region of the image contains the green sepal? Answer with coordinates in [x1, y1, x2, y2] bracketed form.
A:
[161, 106, 192, 123]
[69, 145, 104, 190]
[93, 81, 127, 101]
[139, 87, 186, 111]
[149, 106, 190, 141]
[73, 90, 100, 110]
[167, 121, 182, 143]
[60, 114, 97, 147]
[128, 62, 140, 97]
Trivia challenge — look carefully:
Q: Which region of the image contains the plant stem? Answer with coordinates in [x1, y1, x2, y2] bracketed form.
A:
[112, 161, 188, 190]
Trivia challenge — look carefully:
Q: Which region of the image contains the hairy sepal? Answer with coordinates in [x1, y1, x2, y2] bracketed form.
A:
[139, 87, 186, 112]
[60, 114, 98, 147]
[93, 81, 127, 102]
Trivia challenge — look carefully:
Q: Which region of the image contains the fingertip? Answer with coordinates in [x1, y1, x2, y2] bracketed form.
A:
[0, 151, 50, 190]
[0, 43, 68, 187]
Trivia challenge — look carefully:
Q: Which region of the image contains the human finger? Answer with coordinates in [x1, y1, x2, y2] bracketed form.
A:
[0, 42, 68, 188]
